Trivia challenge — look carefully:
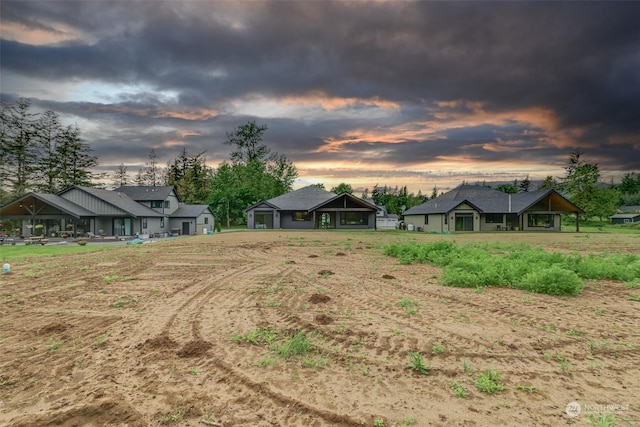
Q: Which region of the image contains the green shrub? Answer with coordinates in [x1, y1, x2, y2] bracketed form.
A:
[521, 266, 583, 296]
[77, 240, 88, 246]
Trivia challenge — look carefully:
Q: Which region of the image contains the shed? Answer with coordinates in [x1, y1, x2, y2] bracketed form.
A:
[609, 213, 640, 224]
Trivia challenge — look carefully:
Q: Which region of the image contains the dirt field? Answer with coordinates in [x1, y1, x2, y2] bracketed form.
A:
[1, 231, 638, 426]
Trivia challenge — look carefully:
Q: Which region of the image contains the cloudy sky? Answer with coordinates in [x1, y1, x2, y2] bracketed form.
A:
[1, 1, 639, 193]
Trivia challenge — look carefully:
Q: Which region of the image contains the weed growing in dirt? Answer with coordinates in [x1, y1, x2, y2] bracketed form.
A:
[565, 329, 581, 336]
[275, 330, 313, 359]
[384, 241, 640, 296]
[515, 385, 537, 393]
[474, 369, 505, 393]
[462, 359, 473, 376]
[102, 274, 119, 282]
[393, 416, 417, 426]
[302, 355, 328, 369]
[112, 299, 127, 308]
[231, 327, 279, 346]
[374, 418, 386, 427]
[555, 353, 570, 373]
[521, 266, 583, 296]
[265, 299, 280, 307]
[625, 280, 640, 289]
[627, 293, 640, 302]
[586, 413, 616, 427]
[256, 356, 277, 367]
[48, 341, 61, 350]
[450, 380, 469, 398]
[190, 368, 200, 375]
[0, 377, 14, 387]
[406, 352, 430, 375]
[432, 343, 445, 354]
[397, 298, 419, 315]
[95, 333, 110, 346]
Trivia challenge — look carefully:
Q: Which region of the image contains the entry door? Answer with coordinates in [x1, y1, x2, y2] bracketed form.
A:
[182, 221, 190, 235]
[455, 214, 474, 231]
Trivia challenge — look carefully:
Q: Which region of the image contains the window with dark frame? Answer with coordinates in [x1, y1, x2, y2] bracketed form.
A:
[339, 212, 368, 225]
[204, 217, 209, 224]
[528, 214, 554, 227]
[151, 201, 162, 208]
[164, 200, 170, 209]
[142, 217, 148, 229]
[485, 213, 503, 223]
[424, 215, 429, 225]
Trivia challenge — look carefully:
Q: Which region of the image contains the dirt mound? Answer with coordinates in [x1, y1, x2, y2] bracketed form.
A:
[177, 340, 212, 357]
[36, 322, 71, 335]
[382, 274, 396, 280]
[315, 314, 334, 325]
[309, 293, 331, 304]
[308, 254, 319, 258]
[335, 252, 346, 256]
[139, 334, 178, 351]
[317, 269, 334, 275]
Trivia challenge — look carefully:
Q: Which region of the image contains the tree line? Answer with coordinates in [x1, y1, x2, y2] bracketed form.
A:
[1, 98, 637, 225]
[0, 98, 97, 204]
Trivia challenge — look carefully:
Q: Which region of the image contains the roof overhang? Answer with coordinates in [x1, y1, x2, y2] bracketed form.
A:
[309, 193, 378, 212]
[0, 193, 91, 218]
[518, 190, 583, 214]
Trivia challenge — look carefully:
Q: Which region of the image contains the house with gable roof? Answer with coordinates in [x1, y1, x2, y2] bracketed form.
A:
[245, 186, 378, 229]
[402, 184, 583, 232]
[0, 185, 214, 238]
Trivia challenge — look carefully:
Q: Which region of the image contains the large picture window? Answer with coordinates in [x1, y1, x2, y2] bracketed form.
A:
[340, 212, 368, 225]
[150, 201, 162, 208]
[485, 214, 503, 223]
[293, 211, 310, 221]
[528, 214, 554, 228]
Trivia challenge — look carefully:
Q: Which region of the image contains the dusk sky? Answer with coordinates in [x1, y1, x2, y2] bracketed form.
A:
[1, 1, 639, 193]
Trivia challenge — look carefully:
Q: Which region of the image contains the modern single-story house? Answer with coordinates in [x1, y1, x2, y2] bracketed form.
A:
[245, 186, 379, 229]
[0, 185, 214, 238]
[402, 185, 583, 232]
[610, 213, 640, 224]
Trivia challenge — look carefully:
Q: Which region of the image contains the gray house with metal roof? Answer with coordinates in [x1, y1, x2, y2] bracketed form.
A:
[245, 186, 378, 229]
[0, 185, 214, 238]
[402, 185, 583, 232]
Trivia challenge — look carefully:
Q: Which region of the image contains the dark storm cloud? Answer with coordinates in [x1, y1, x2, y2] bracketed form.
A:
[1, 0, 638, 189]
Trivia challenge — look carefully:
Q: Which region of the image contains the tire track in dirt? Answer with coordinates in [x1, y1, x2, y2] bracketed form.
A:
[127, 247, 367, 426]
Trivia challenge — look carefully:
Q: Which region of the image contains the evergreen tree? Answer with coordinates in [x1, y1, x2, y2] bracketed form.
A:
[166, 148, 212, 204]
[55, 125, 97, 188]
[113, 163, 129, 188]
[519, 175, 531, 192]
[0, 98, 38, 197]
[143, 149, 161, 186]
[33, 110, 64, 193]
